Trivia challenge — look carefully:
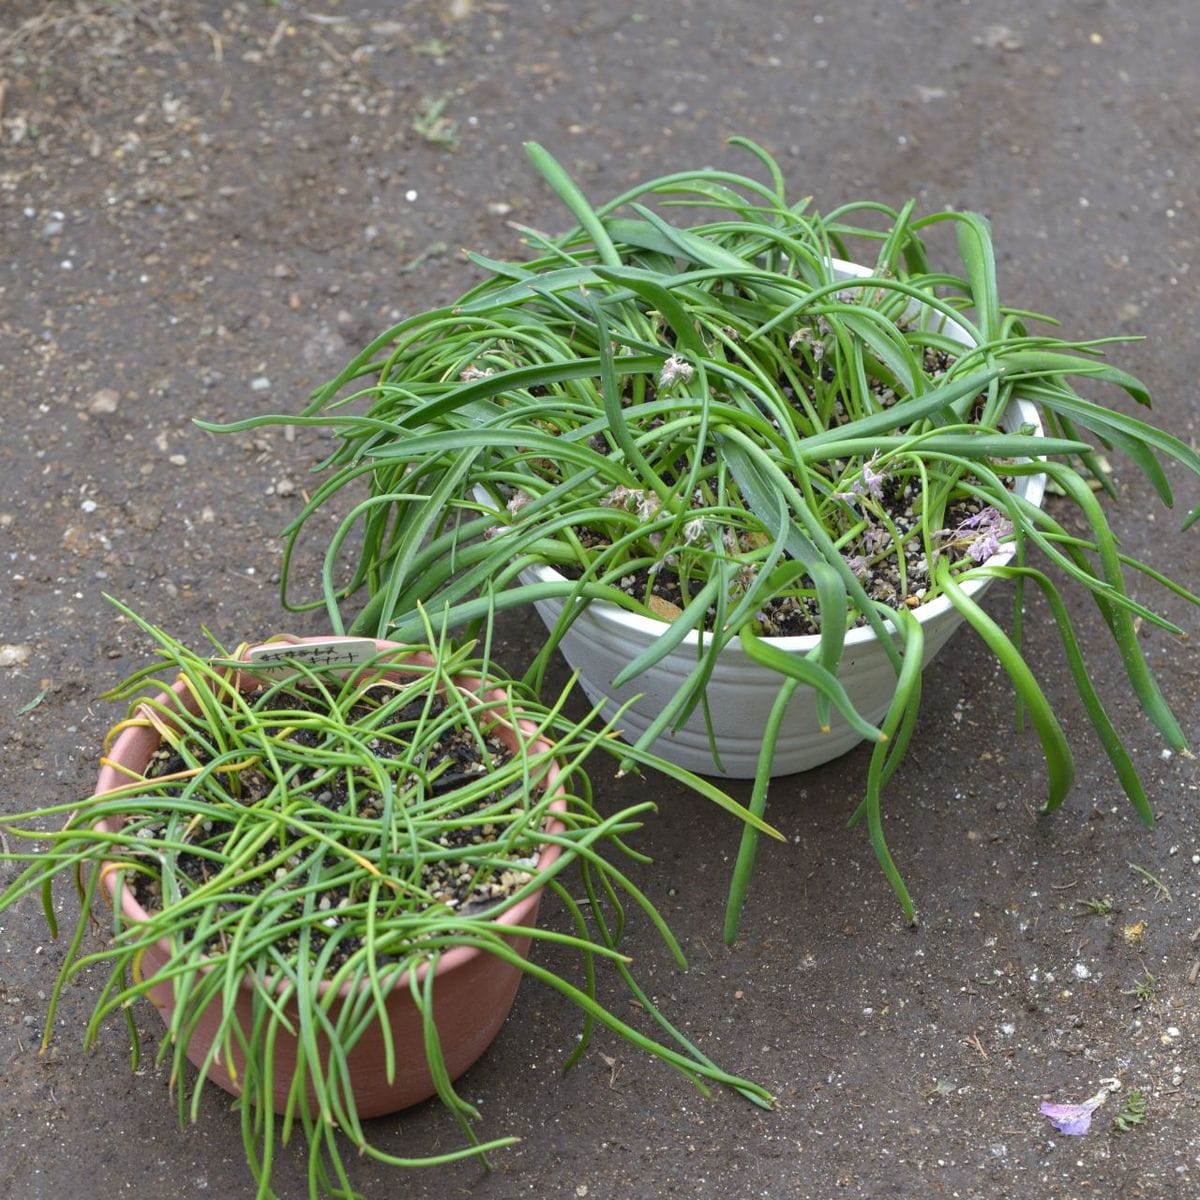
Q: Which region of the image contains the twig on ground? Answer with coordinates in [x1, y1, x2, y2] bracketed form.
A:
[963, 1033, 989, 1061]
[1128, 862, 1171, 902]
[199, 20, 223, 63]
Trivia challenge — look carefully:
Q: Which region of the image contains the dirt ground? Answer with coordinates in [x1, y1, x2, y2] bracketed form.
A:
[2, 2, 1198, 1197]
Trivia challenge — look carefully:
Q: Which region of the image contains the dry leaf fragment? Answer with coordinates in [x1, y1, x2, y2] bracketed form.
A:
[648, 595, 683, 622]
[1122, 921, 1146, 946]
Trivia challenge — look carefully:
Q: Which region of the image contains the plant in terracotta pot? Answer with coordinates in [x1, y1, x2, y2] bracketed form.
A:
[0, 605, 773, 1199]
[210, 140, 1200, 937]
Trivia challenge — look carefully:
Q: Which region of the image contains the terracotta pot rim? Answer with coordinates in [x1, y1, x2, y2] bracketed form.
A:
[94, 636, 566, 1001]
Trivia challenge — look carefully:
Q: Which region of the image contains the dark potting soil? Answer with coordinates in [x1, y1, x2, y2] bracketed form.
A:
[555, 483, 996, 638]
[520, 341, 1008, 636]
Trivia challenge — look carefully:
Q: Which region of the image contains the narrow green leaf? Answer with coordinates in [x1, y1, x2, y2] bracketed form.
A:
[738, 627, 885, 743]
[937, 562, 1075, 811]
[525, 141, 621, 266]
[724, 678, 799, 944]
[798, 368, 1001, 452]
[610, 575, 723, 688]
[981, 565, 1152, 825]
[856, 603, 925, 923]
[1001, 350, 1151, 407]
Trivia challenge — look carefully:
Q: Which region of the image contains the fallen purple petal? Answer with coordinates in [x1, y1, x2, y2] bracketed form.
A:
[1040, 1091, 1107, 1136]
[1040, 1102, 1094, 1135]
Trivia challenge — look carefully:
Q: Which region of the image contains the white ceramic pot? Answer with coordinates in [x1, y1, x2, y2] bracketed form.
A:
[500, 261, 1046, 776]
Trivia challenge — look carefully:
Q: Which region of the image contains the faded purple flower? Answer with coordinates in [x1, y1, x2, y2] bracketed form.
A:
[833, 453, 888, 505]
[506, 490, 531, 517]
[859, 454, 887, 502]
[957, 507, 998, 530]
[938, 506, 1014, 564]
[1040, 1082, 1116, 1136]
[960, 506, 1013, 563]
[969, 532, 1001, 563]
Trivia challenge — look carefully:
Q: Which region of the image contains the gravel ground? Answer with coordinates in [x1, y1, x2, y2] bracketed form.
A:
[1, 2, 1198, 1198]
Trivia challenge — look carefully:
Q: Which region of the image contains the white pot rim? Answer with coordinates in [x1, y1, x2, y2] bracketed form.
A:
[509, 403, 1047, 656]
[519, 483, 1031, 658]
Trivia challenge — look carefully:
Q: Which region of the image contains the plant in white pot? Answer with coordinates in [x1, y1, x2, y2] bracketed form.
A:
[210, 140, 1200, 937]
[0, 604, 772, 1199]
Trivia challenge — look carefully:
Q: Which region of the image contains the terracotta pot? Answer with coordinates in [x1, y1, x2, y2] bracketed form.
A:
[94, 637, 564, 1117]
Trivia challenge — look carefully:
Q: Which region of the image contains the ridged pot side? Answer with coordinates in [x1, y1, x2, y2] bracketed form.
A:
[94, 638, 564, 1117]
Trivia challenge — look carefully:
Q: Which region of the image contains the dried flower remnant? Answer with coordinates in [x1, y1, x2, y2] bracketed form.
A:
[636, 493, 661, 523]
[599, 485, 662, 527]
[659, 355, 694, 388]
[788, 325, 825, 361]
[940, 506, 1014, 563]
[600, 484, 636, 510]
[834, 453, 889, 505]
[861, 524, 891, 555]
[846, 554, 871, 582]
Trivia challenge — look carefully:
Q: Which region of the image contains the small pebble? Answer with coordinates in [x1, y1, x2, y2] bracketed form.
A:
[88, 388, 120, 414]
